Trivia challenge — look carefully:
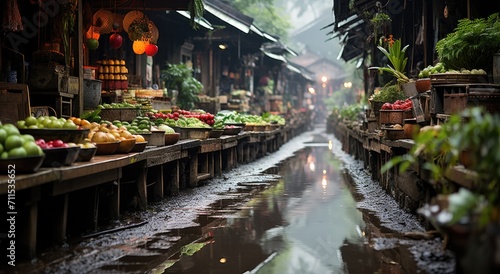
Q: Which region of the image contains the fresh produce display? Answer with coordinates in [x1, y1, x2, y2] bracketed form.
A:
[214, 111, 246, 124]
[262, 112, 286, 126]
[148, 109, 215, 126]
[16, 116, 79, 129]
[81, 121, 138, 144]
[0, 123, 44, 159]
[418, 62, 487, 78]
[158, 116, 211, 129]
[155, 124, 176, 134]
[115, 116, 152, 134]
[98, 102, 139, 109]
[35, 139, 76, 149]
[211, 119, 225, 130]
[381, 99, 413, 110]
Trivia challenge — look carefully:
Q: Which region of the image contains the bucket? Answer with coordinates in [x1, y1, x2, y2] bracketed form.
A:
[83, 79, 102, 109]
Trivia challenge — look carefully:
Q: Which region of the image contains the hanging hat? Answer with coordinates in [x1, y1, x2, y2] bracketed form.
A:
[92, 9, 113, 34]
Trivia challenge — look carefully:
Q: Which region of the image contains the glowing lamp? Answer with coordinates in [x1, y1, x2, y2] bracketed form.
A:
[145, 43, 158, 56]
[132, 40, 146, 54]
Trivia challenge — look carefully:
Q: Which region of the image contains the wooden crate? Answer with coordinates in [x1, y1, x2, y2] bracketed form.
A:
[444, 92, 500, 114]
[99, 108, 137, 122]
[0, 83, 30, 124]
[379, 109, 413, 126]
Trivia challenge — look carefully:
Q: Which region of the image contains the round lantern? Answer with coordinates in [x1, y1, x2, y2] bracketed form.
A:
[132, 40, 146, 54]
[145, 43, 158, 56]
[86, 38, 99, 50]
[109, 33, 123, 49]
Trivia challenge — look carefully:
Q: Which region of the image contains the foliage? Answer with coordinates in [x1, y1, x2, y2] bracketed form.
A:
[338, 103, 364, 122]
[370, 37, 410, 84]
[436, 13, 500, 71]
[382, 107, 500, 227]
[188, 0, 205, 29]
[161, 63, 203, 110]
[368, 84, 406, 103]
[231, 0, 292, 39]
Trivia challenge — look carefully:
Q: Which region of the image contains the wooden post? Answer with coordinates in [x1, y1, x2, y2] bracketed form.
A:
[136, 167, 148, 209]
[150, 165, 164, 201]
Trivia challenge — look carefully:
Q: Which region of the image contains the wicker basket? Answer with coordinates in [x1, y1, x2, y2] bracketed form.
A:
[379, 110, 413, 125]
[430, 73, 489, 85]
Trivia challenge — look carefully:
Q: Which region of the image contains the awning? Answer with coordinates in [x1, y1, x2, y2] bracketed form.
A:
[204, 0, 253, 33]
[176, 11, 214, 30]
[262, 50, 287, 62]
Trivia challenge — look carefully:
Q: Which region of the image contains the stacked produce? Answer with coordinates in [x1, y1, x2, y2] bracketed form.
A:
[0, 123, 43, 159]
[97, 59, 129, 91]
[418, 62, 487, 78]
[381, 99, 413, 110]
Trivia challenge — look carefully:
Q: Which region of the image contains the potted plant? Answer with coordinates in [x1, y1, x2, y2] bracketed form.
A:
[436, 13, 500, 72]
[161, 63, 203, 110]
[381, 107, 500, 271]
[368, 83, 407, 114]
[370, 36, 411, 84]
[382, 107, 500, 227]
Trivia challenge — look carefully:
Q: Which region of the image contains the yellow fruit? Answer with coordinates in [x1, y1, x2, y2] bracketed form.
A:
[135, 134, 145, 142]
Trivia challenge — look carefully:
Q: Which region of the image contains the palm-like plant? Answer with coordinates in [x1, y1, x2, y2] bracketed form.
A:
[370, 37, 410, 84]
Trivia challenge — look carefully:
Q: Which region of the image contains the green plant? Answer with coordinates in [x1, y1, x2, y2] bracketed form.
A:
[382, 107, 500, 228]
[338, 103, 364, 122]
[370, 37, 410, 83]
[162, 63, 203, 110]
[368, 84, 407, 103]
[436, 13, 500, 71]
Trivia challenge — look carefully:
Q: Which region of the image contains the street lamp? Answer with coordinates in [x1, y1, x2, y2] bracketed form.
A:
[343, 81, 352, 88]
[308, 87, 316, 94]
[321, 76, 328, 88]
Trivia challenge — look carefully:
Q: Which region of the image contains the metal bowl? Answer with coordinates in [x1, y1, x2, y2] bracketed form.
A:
[0, 155, 45, 174]
[19, 128, 90, 144]
[42, 146, 81, 167]
[77, 147, 97, 162]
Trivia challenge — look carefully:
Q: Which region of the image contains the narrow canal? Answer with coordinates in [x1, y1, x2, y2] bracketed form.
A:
[10, 127, 455, 274]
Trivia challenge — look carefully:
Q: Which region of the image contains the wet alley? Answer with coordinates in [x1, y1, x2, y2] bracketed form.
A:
[7, 127, 455, 274]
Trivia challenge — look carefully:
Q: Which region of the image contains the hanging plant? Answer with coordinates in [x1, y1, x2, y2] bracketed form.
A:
[127, 17, 151, 41]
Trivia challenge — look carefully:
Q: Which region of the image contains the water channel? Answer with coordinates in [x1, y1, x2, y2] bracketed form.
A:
[9, 127, 455, 274]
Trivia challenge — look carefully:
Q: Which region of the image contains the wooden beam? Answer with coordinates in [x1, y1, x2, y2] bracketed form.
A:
[90, 0, 190, 11]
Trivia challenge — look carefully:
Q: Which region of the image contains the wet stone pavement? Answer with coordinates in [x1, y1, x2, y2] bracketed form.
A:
[7, 126, 456, 274]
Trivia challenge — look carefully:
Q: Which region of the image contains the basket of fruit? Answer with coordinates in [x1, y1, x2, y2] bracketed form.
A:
[0, 123, 45, 173]
[17, 116, 89, 144]
[76, 144, 97, 162]
[36, 139, 81, 167]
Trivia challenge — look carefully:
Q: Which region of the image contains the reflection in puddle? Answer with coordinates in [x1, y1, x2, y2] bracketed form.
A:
[157, 144, 430, 274]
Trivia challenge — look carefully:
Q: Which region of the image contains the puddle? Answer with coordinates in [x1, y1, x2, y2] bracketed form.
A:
[6, 129, 455, 274]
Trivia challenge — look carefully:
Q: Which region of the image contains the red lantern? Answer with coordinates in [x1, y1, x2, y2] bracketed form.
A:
[145, 43, 158, 56]
[109, 33, 123, 49]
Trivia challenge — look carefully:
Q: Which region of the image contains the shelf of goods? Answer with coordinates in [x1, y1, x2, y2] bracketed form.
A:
[97, 59, 129, 92]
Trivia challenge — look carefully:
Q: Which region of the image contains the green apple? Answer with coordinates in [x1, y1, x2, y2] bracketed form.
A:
[21, 134, 35, 143]
[1, 151, 8, 159]
[23, 141, 43, 156]
[0, 143, 3, 155]
[16, 120, 27, 129]
[25, 116, 38, 127]
[8, 147, 27, 158]
[0, 128, 7, 144]
[3, 124, 20, 136]
[4, 135, 22, 151]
